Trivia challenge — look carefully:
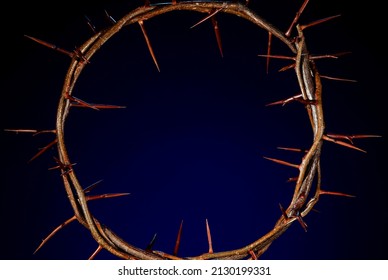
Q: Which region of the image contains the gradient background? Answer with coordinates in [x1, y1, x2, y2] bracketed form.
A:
[1, 0, 387, 260]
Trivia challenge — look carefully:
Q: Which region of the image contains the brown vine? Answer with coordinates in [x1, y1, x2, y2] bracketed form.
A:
[7, 0, 380, 260]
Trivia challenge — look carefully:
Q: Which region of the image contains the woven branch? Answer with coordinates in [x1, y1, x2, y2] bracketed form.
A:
[11, 0, 380, 260]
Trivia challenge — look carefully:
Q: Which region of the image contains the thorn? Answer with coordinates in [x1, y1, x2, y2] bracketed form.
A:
[320, 75, 357, 83]
[89, 245, 103, 260]
[287, 176, 299, 182]
[85, 15, 97, 33]
[266, 32, 272, 74]
[104, 10, 116, 24]
[322, 135, 367, 153]
[319, 190, 355, 198]
[48, 157, 76, 175]
[205, 219, 213, 254]
[24, 35, 88, 63]
[86, 192, 130, 201]
[211, 16, 223, 58]
[65, 93, 99, 110]
[278, 63, 296, 72]
[325, 133, 382, 144]
[248, 250, 257, 260]
[257, 54, 295, 61]
[296, 214, 308, 232]
[265, 94, 315, 107]
[310, 51, 352, 60]
[263, 156, 300, 169]
[301, 14, 341, 31]
[4, 129, 56, 136]
[277, 147, 308, 153]
[84, 179, 104, 193]
[144, 0, 150, 6]
[71, 102, 126, 110]
[34, 216, 77, 254]
[173, 220, 184, 256]
[285, 0, 310, 37]
[146, 233, 158, 251]
[190, 5, 225, 29]
[279, 203, 288, 220]
[28, 139, 58, 163]
[138, 20, 160, 72]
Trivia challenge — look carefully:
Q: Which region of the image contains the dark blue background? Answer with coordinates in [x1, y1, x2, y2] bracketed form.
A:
[1, 0, 387, 260]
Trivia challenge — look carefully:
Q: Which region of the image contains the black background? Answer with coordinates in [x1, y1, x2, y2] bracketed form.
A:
[1, 0, 387, 260]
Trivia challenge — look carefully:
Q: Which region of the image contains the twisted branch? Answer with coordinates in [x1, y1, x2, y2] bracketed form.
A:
[9, 0, 380, 260]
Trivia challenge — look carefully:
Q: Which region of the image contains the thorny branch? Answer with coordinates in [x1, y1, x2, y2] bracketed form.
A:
[7, 0, 381, 259]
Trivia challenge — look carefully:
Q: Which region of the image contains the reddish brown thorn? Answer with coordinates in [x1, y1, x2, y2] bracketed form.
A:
[320, 75, 357, 83]
[85, 15, 97, 33]
[4, 129, 56, 136]
[48, 157, 76, 175]
[249, 250, 257, 260]
[263, 156, 300, 169]
[278, 63, 296, 72]
[325, 133, 382, 144]
[24, 35, 88, 63]
[146, 233, 158, 251]
[285, 0, 310, 37]
[322, 135, 367, 153]
[319, 190, 355, 198]
[279, 203, 288, 220]
[310, 51, 352, 60]
[65, 93, 99, 110]
[211, 16, 223, 58]
[71, 103, 126, 110]
[257, 54, 295, 61]
[277, 147, 308, 153]
[138, 20, 160, 72]
[265, 32, 272, 74]
[104, 10, 116, 24]
[34, 216, 77, 254]
[28, 139, 58, 163]
[24, 35, 73, 57]
[296, 214, 308, 232]
[89, 245, 103, 260]
[287, 177, 298, 182]
[265, 94, 303, 107]
[172, 0, 177, 4]
[86, 192, 130, 201]
[301, 14, 341, 31]
[84, 179, 104, 193]
[144, 0, 150, 7]
[205, 219, 213, 254]
[173, 220, 184, 256]
[190, 5, 225, 29]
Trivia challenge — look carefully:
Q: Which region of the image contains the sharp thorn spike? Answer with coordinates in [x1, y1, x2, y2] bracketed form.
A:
[138, 20, 160, 72]
[190, 5, 225, 29]
[28, 139, 58, 163]
[86, 193, 130, 201]
[319, 190, 355, 198]
[205, 219, 213, 254]
[320, 75, 357, 83]
[146, 233, 158, 251]
[263, 156, 300, 169]
[266, 32, 272, 74]
[34, 216, 77, 254]
[211, 17, 223, 58]
[88, 245, 103, 260]
[173, 220, 184, 256]
[285, 0, 310, 37]
[84, 179, 104, 193]
[301, 14, 341, 31]
[85, 15, 97, 33]
[104, 10, 116, 24]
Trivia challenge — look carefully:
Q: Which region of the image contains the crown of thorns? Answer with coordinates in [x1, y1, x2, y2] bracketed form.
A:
[7, 0, 380, 260]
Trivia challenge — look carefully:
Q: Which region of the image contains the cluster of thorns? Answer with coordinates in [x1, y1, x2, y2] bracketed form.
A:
[6, 0, 380, 259]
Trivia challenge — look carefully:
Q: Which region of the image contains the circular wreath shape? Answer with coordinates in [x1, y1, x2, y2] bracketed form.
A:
[26, 1, 356, 260]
